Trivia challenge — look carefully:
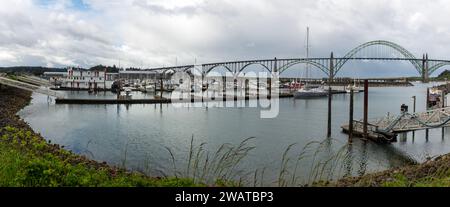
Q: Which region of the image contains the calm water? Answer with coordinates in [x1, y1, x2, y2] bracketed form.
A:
[18, 82, 450, 186]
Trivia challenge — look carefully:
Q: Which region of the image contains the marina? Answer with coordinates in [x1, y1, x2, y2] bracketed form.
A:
[13, 81, 450, 185]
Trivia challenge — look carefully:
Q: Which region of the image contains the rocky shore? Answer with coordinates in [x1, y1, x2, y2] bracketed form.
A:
[0, 86, 112, 170]
[3, 85, 449, 187]
[0, 86, 198, 187]
[328, 153, 450, 187]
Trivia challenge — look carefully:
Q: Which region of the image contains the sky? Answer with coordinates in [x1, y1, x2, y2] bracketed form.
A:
[1, 0, 450, 78]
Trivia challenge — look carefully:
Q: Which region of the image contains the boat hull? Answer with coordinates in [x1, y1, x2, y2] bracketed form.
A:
[294, 91, 328, 99]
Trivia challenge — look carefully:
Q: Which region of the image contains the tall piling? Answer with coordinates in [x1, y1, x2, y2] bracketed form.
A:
[442, 90, 446, 108]
[327, 52, 334, 138]
[348, 86, 354, 142]
[363, 79, 369, 139]
[257, 77, 260, 99]
[160, 76, 164, 98]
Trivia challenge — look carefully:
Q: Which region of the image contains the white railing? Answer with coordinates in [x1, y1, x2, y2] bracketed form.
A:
[371, 107, 450, 132]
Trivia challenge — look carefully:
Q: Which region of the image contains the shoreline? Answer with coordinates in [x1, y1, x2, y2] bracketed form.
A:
[0, 86, 201, 187]
[3, 85, 450, 187]
[324, 152, 450, 187]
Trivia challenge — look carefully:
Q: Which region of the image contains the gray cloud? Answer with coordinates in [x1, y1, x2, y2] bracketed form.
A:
[1, 0, 450, 77]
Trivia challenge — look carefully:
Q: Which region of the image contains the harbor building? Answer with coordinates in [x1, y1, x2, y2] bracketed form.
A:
[61, 67, 116, 90]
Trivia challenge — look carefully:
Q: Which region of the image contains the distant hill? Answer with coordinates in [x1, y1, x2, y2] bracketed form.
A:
[0, 65, 147, 75]
[0, 67, 65, 76]
[436, 70, 450, 80]
[88, 65, 120, 73]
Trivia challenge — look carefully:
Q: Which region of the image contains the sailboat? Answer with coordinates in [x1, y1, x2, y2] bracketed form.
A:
[295, 27, 328, 99]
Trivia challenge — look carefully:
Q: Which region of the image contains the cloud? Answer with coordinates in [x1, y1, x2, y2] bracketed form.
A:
[1, 0, 450, 77]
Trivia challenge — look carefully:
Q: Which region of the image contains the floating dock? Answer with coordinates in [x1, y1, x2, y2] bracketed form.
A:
[341, 121, 397, 144]
[55, 93, 295, 104]
[342, 107, 450, 143]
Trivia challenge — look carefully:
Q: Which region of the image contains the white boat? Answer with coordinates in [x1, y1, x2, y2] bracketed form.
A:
[294, 85, 328, 99]
[346, 80, 361, 93]
[139, 85, 155, 93]
[345, 85, 360, 93]
[123, 87, 133, 93]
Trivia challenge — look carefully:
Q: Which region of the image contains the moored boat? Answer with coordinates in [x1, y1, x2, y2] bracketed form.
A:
[294, 85, 328, 99]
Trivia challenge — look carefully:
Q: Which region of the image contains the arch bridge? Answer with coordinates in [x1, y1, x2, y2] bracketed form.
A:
[145, 40, 450, 83]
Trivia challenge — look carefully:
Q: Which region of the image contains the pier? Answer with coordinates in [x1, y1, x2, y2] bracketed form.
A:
[54, 93, 295, 104]
[342, 107, 450, 143]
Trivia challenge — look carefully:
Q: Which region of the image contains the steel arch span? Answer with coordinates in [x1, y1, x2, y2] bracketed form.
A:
[334, 40, 422, 76]
[429, 62, 450, 75]
[143, 40, 450, 82]
[235, 62, 271, 77]
[278, 59, 329, 76]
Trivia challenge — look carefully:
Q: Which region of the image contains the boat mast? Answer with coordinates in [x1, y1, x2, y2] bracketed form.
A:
[306, 27, 310, 81]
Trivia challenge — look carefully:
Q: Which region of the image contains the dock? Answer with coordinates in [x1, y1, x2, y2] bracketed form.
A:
[342, 121, 397, 143]
[342, 107, 450, 143]
[55, 93, 295, 104]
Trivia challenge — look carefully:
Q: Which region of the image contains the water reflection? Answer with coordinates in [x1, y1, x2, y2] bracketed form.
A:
[357, 141, 368, 176]
[18, 83, 450, 186]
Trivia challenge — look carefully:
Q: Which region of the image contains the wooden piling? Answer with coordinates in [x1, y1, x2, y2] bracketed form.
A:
[349, 86, 354, 142]
[442, 90, 446, 108]
[363, 79, 369, 139]
[257, 77, 260, 99]
[222, 76, 226, 94]
[327, 52, 334, 138]
[245, 79, 249, 96]
[160, 77, 164, 98]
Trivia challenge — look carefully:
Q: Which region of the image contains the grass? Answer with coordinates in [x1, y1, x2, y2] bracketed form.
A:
[4, 123, 446, 187]
[0, 126, 203, 187]
[163, 136, 256, 186]
[331, 149, 450, 187]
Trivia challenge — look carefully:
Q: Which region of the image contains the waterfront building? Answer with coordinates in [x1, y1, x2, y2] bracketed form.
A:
[119, 70, 159, 85]
[62, 67, 116, 90]
[43, 67, 167, 90]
